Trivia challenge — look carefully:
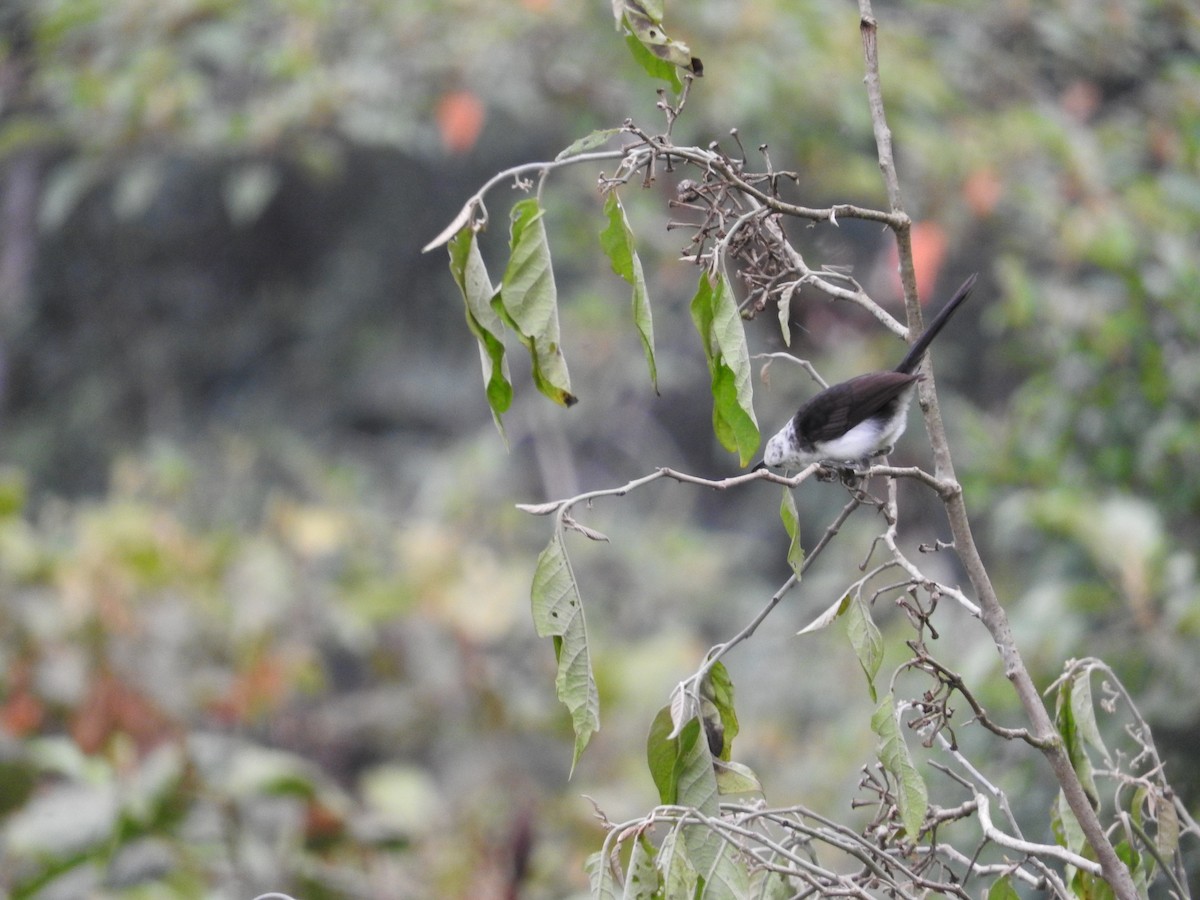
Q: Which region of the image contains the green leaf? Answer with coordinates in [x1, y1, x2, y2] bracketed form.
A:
[647, 705, 681, 805]
[690, 269, 760, 466]
[1068, 668, 1112, 765]
[615, 0, 702, 92]
[600, 191, 657, 392]
[1054, 673, 1099, 809]
[622, 834, 660, 900]
[986, 875, 1021, 900]
[1051, 788, 1086, 857]
[674, 718, 716, 813]
[448, 228, 512, 438]
[846, 594, 883, 703]
[700, 661, 740, 761]
[622, 30, 683, 93]
[531, 531, 600, 773]
[498, 198, 577, 407]
[586, 849, 620, 900]
[779, 489, 804, 577]
[714, 760, 762, 796]
[646, 710, 720, 809]
[669, 718, 751, 899]
[871, 694, 928, 841]
[692, 843, 752, 900]
[557, 128, 623, 161]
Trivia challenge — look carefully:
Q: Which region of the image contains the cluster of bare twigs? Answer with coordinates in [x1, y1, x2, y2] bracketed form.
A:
[583, 557, 1196, 896]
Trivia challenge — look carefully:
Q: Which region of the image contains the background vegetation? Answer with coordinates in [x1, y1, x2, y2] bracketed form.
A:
[0, 0, 1197, 896]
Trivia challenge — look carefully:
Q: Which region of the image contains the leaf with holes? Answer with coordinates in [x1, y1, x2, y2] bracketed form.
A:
[656, 827, 698, 899]
[586, 849, 620, 900]
[531, 532, 599, 773]
[622, 833, 660, 900]
[614, 0, 702, 92]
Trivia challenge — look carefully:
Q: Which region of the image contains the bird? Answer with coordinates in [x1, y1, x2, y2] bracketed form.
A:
[757, 273, 978, 471]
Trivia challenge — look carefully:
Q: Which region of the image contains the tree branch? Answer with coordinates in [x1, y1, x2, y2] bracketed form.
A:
[856, 3, 1138, 895]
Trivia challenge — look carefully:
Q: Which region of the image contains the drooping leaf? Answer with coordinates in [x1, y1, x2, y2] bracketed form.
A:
[779, 488, 804, 577]
[531, 531, 599, 772]
[1068, 667, 1112, 765]
[1054, 674, 1099, 809]
[600, 191, 657, 391]
[700, 661, 739, 761]
[797, 593, 852, 635]
[647, 705, 681, 805]
[498, 198, 577, 407]
[586, 849, 620, 900]
[622, 833, 660, 900]
[690, 269, 760, 466]
[557, 127, 624, 161]
[846, 594, 883, 703]
[448, 228, 512, 438]
[871, 694, 928, 841]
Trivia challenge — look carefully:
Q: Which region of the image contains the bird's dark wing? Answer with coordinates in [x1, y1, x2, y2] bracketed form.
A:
[793, 372, 919, 446]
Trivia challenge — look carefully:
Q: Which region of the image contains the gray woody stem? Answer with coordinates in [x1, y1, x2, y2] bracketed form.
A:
[856, 4, 1137, 896]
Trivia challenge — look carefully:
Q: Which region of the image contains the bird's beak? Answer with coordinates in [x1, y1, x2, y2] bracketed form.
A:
[751, 461, 769, 472]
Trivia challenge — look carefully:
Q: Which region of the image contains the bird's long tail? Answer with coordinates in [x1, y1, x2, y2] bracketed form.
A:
[894, 273, 978, 375]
